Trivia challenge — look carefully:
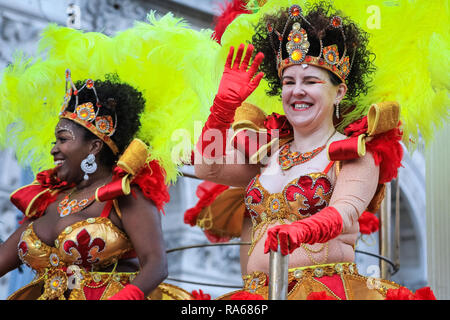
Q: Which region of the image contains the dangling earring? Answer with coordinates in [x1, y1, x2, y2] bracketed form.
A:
[334, 101, 340, 119]
[80, 154, 97, 180]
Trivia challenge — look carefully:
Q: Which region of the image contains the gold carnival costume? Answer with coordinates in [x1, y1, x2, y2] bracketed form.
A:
[185, 0, 448, 300]
[0, 12, 220, 300]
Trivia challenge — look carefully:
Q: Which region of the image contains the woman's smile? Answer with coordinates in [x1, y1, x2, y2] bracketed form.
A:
[291, 100, 313, 111]
[51, 119, 92, 183]
[54, 159, 64, 167]
[281, 64, 346, 131]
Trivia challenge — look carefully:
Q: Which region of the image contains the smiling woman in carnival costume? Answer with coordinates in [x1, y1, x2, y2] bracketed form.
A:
[0, 13, 218, 300]
[186, 0, 448, 300]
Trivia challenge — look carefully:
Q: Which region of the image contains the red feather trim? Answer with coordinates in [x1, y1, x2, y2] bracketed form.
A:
[385, 286, 436, 300]
[36, 168, 75, 189]
[358, 211, 380, 235]
[366, 127, 404, 184]
[413, 287, 437, 300]
[344, 116, 403, 184]
[212, 0, 251, 44]
[306, 291, 338, 300]
[191, 289, 211, 300]
[131, 160, 170, 214]
[183, 181, 229, 226]
[229, 291, 265, 300]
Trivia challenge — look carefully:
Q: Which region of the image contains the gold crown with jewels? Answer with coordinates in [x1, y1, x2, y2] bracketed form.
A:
[267, 4, 355, 82]
[59, 69, 119, 155]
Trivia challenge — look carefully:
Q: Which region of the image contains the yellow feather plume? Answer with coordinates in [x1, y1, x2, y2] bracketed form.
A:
[0, 13, 219, 183]
[217, 0, 449, 148]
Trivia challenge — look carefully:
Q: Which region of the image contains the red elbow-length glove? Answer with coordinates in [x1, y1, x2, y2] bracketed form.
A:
[108, 284, 145, 300]
[197, 43, 264, 158]
[264, 206, 344, 256]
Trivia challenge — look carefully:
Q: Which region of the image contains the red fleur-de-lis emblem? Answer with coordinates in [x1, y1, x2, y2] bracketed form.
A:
[284, 175, 332, 217]
[63, 228, 106, 268]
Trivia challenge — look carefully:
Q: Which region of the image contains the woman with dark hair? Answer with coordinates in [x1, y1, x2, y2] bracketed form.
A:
[1, 74, 171, 300]
[0, 13, 217, 300]
[192, 1, 410, 299]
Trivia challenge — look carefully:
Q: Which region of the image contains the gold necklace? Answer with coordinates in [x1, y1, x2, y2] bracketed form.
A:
[278, 130, 336, 170]
[278, 144, 326, 170]
[57, 188, 95, 217]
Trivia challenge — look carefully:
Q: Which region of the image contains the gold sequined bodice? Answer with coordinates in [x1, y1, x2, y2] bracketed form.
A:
[18, 217, 133, 272]
[245, 172, 334, 224]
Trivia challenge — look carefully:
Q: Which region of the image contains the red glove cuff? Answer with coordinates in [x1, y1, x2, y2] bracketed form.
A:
[211, 95, 240, 124]
[300, 206, 343, 244]
[197, 96, 239, 158]
[108, 284, 145, 300]
[265, 206, 343, 255]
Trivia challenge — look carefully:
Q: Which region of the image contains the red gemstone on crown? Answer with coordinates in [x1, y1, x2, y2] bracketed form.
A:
[291, 6, 301, 17]
[86, 79, 94, 89]
[332, 16, 342, 28]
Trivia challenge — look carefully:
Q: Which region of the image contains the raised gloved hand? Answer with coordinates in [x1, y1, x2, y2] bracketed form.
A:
[197, 43, 264, 158]
[216, 43, 265, 108]
[108, 284, 145, 300]
[264, 206, 343, 256]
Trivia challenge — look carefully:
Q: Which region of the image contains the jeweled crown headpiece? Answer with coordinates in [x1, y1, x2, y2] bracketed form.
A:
[59, 69, 119, 155]
[268, 4, 355, 82]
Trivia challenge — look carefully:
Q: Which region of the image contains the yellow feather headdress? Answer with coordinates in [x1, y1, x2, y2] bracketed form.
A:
[0, 12, 220, 183]
[217, 0, 449, 148]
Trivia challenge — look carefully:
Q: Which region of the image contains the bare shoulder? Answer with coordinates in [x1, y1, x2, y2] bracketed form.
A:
[121, 185, 156, 207]
[337, 150, 379, 185]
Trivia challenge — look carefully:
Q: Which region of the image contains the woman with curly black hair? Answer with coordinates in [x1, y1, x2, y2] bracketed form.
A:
[0, 11, 216, 300]
[1, 74, 170, 300]
[193, 1, 405, 300]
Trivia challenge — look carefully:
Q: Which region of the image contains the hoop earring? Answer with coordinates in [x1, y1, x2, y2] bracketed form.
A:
[80, 153, 97, 180]
[334, 101, 340, 119]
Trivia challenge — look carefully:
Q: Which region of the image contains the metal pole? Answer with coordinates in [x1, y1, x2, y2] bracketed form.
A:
[268, 246, 289, 300]
[379, 182, 392, 280]
[393, 177, 401, 273]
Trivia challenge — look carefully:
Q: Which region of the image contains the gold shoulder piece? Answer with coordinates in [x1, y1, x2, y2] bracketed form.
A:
[367, 101, 400, 136]
[117, 138, 149, 175]
[232, 102, 267, 131]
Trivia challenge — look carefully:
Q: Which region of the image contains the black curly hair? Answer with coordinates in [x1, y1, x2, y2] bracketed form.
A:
[66, 74, 145, 167]
[251, 1, 376, 105]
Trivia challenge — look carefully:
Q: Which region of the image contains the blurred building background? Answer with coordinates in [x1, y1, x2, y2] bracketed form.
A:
[0, 0, 446, 299]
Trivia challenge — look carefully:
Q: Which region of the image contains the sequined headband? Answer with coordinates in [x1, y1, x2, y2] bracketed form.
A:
[59, 69, 119, 155]
[268, 5, 355, 82]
